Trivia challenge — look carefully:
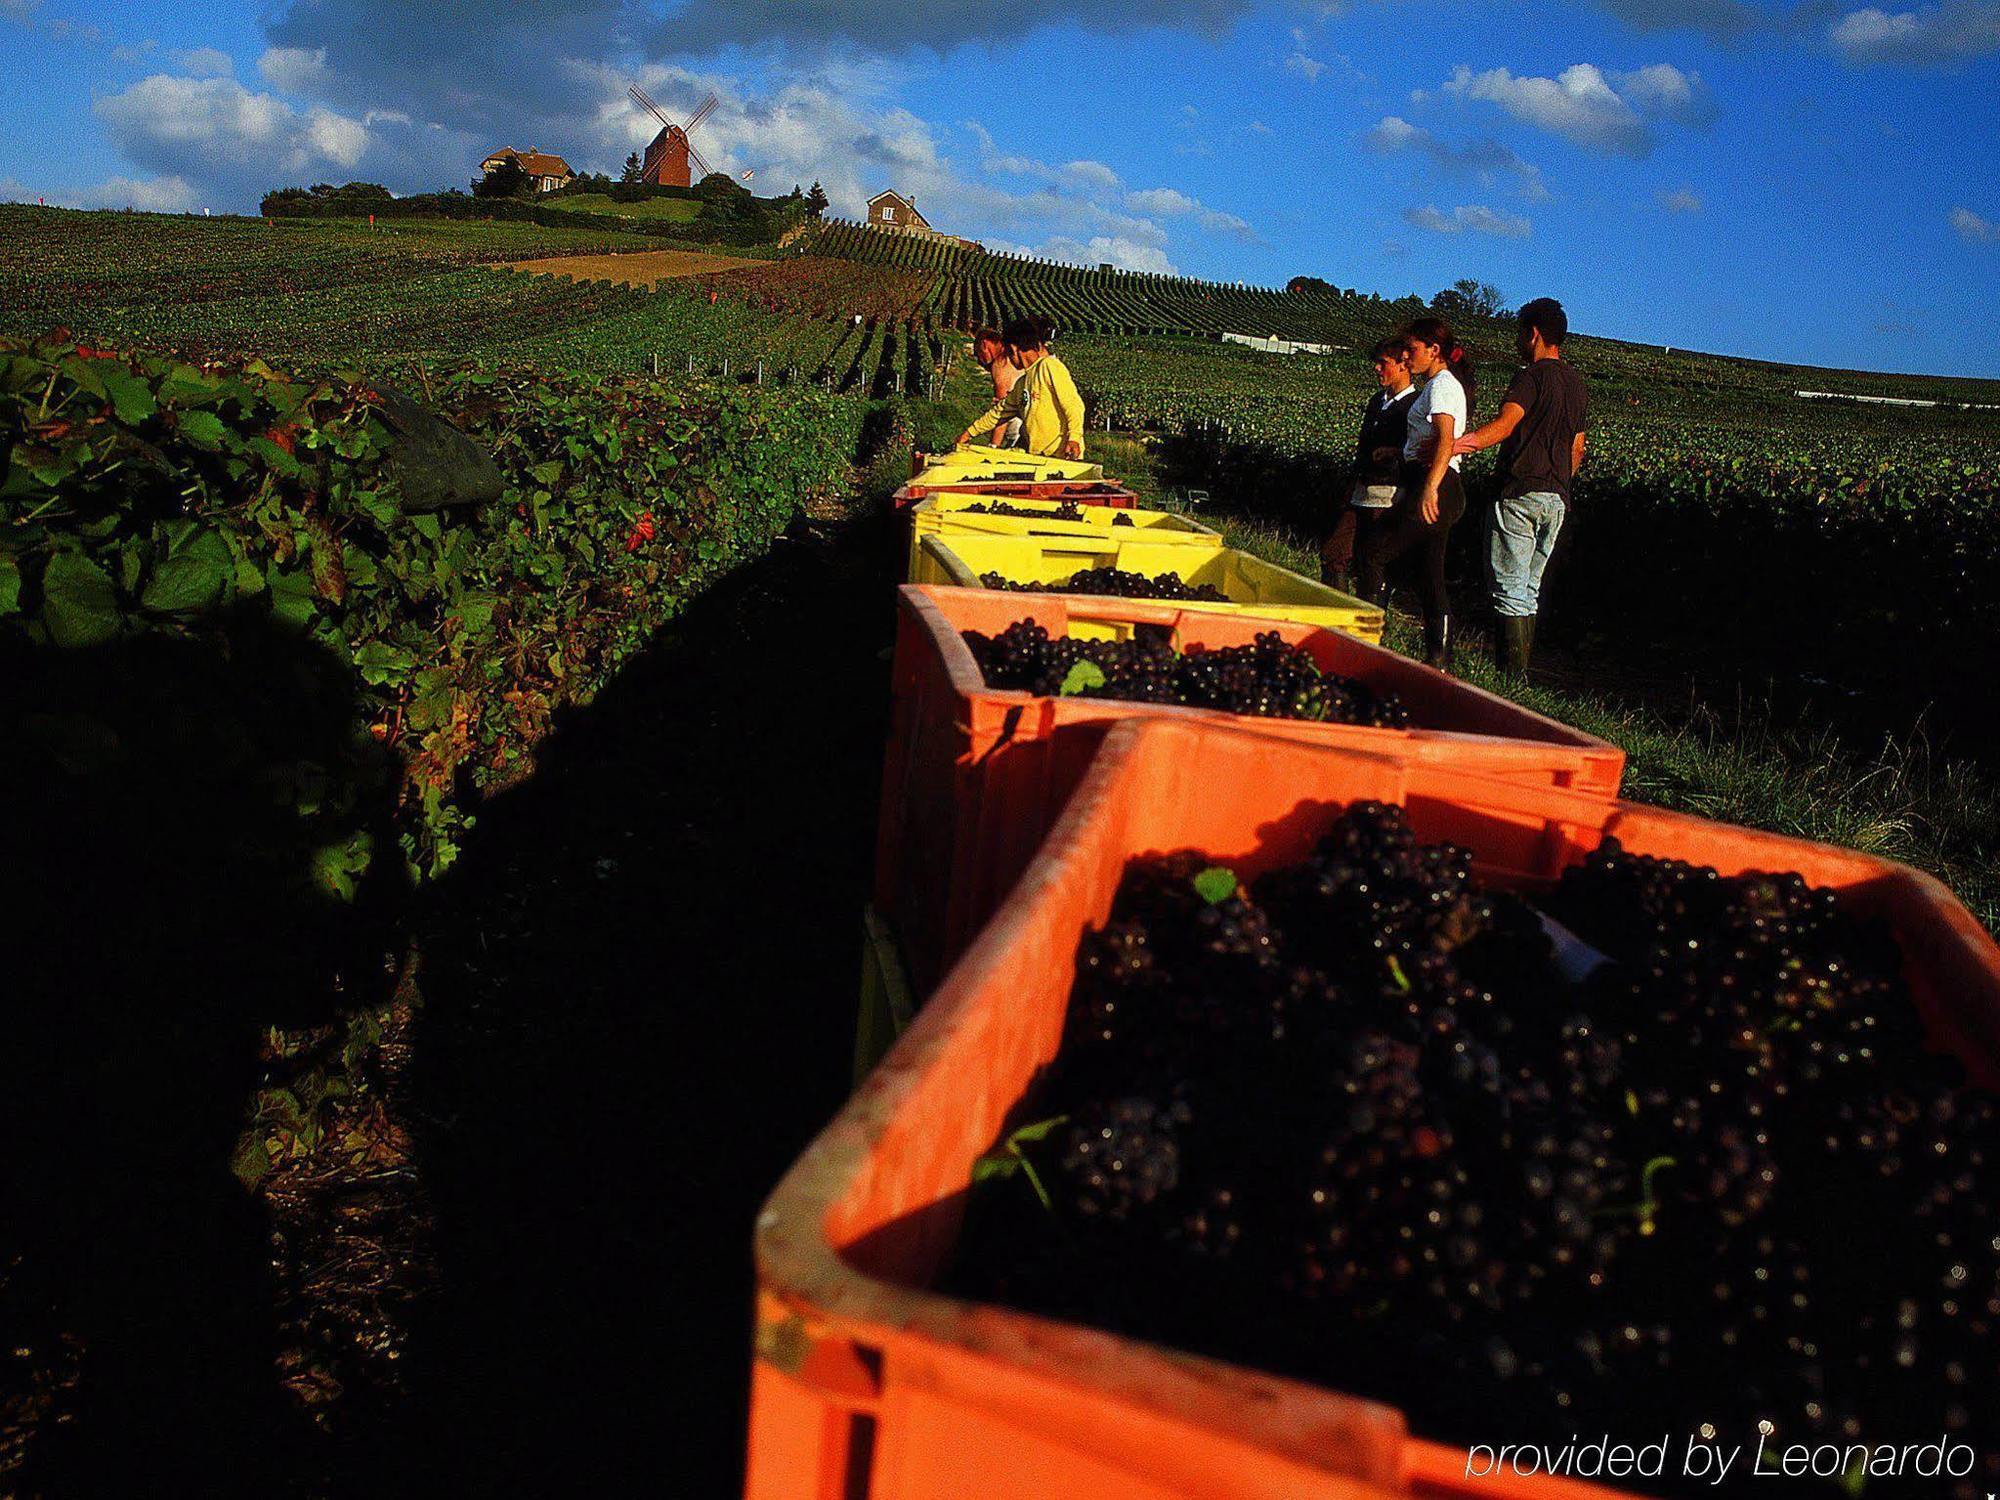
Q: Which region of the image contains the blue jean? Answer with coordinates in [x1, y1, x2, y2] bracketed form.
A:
[1487, 490, 1565, 618]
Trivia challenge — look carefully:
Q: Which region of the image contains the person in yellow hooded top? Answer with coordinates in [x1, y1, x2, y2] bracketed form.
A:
[956, 315, 1086, 459]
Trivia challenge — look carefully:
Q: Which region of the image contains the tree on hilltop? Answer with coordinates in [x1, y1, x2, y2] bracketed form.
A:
[1434, 278, 1507, 321]
[620, 151, 643, 184]
[473, 158, 533, 200]
[805, 181, 829, 220]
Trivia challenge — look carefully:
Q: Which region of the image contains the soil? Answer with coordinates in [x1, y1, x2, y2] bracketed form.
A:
[503, 250, 768, 287]
[354, 502, 898, 1496]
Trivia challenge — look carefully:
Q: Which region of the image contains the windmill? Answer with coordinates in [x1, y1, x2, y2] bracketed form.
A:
[629, 85, 717, 189]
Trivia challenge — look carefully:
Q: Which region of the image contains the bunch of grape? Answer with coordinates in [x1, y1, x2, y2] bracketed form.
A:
[978, 567, 1229, 602]
[950, 809, 2000, 1497]
[961, 620, 1410, 726]
[961, 498, 1087, 520]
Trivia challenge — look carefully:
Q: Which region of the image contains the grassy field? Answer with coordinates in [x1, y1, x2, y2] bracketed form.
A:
[544, 192, 705, 222]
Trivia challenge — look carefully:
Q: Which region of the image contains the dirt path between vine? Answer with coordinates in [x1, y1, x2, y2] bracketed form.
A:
[502, 249, 767, 286]
[345, 504, 897, 1495]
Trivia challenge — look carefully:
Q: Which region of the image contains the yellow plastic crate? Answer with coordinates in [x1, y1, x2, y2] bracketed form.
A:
[905, 493, 1221, 580]
[914, 445, 1105, 484]
[914, 534, 1386, 642]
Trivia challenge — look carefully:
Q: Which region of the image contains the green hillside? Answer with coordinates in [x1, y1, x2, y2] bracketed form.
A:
[544, 192, 704, 222]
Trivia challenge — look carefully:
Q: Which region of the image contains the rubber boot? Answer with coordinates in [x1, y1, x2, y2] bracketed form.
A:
[1423, 613, 1454, 673]
[1497, 614, 1535, 676]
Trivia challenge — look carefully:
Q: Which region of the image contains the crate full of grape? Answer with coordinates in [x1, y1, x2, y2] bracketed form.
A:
[894, 476, 1141, 510]
[904, 492, 1221, 579]
[753, 717, 2000, 1500]
[912, 444, 1106, 485]
[872, 583, 1625, 1008]
[915, 533, 1385, 641]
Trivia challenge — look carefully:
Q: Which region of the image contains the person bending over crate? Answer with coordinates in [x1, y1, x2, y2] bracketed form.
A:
[970, 325, 1025, 449]
[956, 316, 1086, 460]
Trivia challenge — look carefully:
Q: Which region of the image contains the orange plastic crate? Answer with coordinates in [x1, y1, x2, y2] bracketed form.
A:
[754, 717, 2000, 1500]
[873, 584, 1626, 998]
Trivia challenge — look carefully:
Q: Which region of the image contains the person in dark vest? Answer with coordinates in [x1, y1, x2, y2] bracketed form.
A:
[1453, 297, 1588, 676]
[1321, 338, 1415, 589]
[1356, 316, 1476, 671]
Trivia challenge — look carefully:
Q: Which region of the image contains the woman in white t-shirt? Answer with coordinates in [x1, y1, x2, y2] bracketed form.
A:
[1356, 316, 1477, 671]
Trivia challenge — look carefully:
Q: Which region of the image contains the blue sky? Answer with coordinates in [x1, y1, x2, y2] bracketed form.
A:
[3, 0, 1998, 374]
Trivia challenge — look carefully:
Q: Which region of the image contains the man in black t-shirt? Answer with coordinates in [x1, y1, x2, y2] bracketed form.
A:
[1453, 297, 1588, 675]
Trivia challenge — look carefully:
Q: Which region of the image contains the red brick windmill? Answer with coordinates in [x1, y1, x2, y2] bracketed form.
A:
[630, 85, 718, 189]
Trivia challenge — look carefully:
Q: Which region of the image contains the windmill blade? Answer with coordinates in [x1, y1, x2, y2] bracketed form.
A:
[687, 140, 714, 180]
[628, 84, 674, 129]
[685, 92, 719, 134]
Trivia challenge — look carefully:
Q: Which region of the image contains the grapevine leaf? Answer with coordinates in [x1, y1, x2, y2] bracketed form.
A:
[354, 641, 418, 686]
[230, 1133, 273, 1192]
[266, 564, 318, 627]
[176, 409, 230, 450]
[1058, 659, 1107, 696]
[1192, 866, 1238, 905]
[0, 553, 19, 616]
[39, 551, 122, 647]
[140, 553, 228, 615]
[97, 364, 157, 425]
[1005, 1114, 1070, 1147]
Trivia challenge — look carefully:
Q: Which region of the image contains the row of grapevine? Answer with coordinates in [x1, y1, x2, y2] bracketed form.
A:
[802, 220, 1382, 343]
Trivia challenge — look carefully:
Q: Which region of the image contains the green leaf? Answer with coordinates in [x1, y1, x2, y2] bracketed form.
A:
[98, 364, 158, 425]
[310, 831, 374, 902]
[39, 551, 122, 647]
[230, 1132, 273, 1192]
[247, 436, 302, 476]
[266, 563, 317, 627]
[0, 553, 19, 616]
[1192, 866, 1238, 905]
[140, 553, 228, 615]
[1004, 1115, 1069, 1148]
[528, 460, 564, 486]
[1057, 659, 1107, 697]
[354, 640, 418, 686]
[176, 409, 230, 450]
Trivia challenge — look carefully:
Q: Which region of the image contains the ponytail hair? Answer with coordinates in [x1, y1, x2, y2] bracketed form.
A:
[1404, 315, 1478, 411]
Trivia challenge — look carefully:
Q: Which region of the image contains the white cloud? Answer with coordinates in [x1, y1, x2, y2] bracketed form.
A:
[1364, 115, 1549, 200]
[1285, 50, 1327, 81]
[1248, 119, 1273, 134]
[93, 73, 381, 193]
[1829, 3, 2000, 62]
[1951, 206, 2000, 242]
[1402, 202, 1533, 237]
[1, 0, 39, 23]
[1198, 207, 1256, 238]
[1441, 61, 1711, 157]
[1, 173, 200, 212]
[257, 45, 332, 94]
[1062, 159, 1122, 192]
[987, 233, 1176, 274]
[170, 46, 234, 77]
[1657, 185, 1704, 213]
[1127, 186, 1197, 215]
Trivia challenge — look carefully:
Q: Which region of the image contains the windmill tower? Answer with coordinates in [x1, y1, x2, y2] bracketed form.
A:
[629, 86, 717, 189]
